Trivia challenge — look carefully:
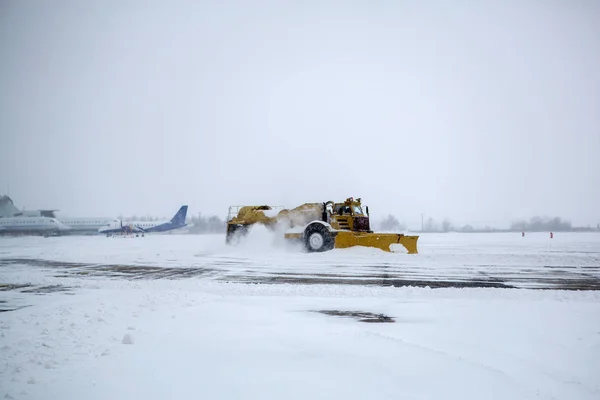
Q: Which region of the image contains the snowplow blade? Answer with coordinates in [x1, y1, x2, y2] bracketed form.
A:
[333, 231, 419, 254]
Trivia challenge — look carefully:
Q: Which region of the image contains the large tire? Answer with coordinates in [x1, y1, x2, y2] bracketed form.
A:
[303, 223, 334, 252]
[226, 224, 248, 244]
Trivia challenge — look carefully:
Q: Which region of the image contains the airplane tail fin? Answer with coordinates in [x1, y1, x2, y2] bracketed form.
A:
[170, 205, 188, 226]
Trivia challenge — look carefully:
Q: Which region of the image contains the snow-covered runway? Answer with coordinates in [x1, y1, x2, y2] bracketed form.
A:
[1, 230, 599, 292]
[1, 231, 599, 399]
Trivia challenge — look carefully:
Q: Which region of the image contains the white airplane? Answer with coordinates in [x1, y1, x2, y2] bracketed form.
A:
[12, 212, 121, 235]
[99, 206, 188, 235]
[0, 216, 72, 236]
[2, 195, 120, 234]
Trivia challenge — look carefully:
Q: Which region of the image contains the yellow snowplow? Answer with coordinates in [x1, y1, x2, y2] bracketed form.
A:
[226, 197, 419, 254]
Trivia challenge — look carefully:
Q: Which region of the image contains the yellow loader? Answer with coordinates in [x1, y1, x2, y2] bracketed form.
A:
[225, 197, 418, 254]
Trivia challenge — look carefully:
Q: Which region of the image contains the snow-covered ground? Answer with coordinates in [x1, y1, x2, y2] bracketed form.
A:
[1, 228, 599, 289]
[1, 230, 600, 399]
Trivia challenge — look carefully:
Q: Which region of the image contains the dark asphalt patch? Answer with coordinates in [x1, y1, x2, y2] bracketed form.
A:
[314, 310, 395, 323]
[226, 275, 516, 289]
[0, 257, 219, 280]
[20, 284, 72, 294]
[0, 283, 33, 291]
[2, 257, 600, 290]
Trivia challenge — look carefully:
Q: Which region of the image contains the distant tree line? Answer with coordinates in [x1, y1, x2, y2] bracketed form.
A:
[377, 215, 406, 231]
[423, 217, 456, 232]
[510, 216, 572, 232]
[187, 213, 226, 234]
[372, 215, 465, 232]
[376, 215, 585, 233]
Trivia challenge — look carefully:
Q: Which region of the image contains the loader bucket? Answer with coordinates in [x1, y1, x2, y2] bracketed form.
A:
[333, 231, 419, 254]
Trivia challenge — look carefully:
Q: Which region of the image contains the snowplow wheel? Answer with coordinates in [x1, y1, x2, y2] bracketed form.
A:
[303, 224, 334, 252]
[226, 224, 248, 244]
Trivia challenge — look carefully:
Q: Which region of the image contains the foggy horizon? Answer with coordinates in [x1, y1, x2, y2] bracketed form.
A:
[1, 0, 599, 229]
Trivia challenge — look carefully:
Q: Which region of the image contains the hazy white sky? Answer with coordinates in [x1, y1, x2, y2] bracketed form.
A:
[1, 0, 599, 228]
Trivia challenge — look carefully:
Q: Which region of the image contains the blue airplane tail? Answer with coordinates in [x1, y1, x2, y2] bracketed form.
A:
[170, 205, 188, 226]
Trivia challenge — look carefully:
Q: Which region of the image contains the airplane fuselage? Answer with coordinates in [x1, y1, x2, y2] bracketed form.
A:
[0, 216, 72, 236]
[58, 217, 120, 234]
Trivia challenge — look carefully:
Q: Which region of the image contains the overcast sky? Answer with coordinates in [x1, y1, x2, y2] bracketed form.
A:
[1, 0, 598, 228]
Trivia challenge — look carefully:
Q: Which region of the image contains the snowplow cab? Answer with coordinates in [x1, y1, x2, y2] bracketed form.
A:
[328, 197, 371, 232]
